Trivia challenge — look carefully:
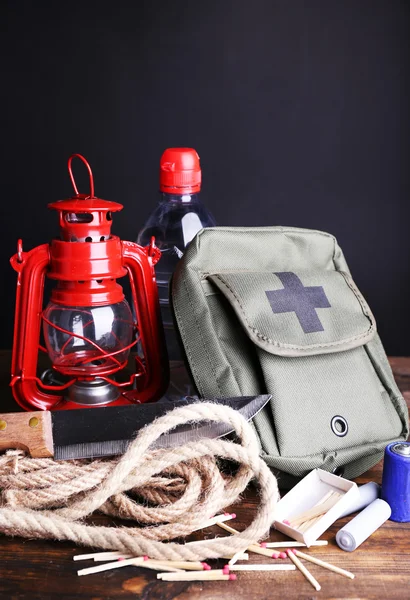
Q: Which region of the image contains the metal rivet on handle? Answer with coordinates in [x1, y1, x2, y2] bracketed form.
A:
[0, 420, 6, 431]
[29, 417, 39, 428]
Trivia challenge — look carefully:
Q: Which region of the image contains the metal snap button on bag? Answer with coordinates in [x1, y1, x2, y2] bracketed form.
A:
[331, 416, 349, 437]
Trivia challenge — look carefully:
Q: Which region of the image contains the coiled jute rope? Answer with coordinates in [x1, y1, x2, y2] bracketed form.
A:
[0, 402, 279, 561]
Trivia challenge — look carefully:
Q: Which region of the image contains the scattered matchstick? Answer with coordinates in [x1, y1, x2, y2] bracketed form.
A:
[216, 522, 278, 559]
[248, 545, 281, 559]
[157, 570, 237, 582]
[228, 564, 296, 572]
[293, 549, 355, 579]
[78, 557, 188, 577]
[286, 549, 321, 591]
[263, 541, 328, 548]
[73, 551, 130, 561]
[228, 550, 248, 566]
[224, 553, 249, 561]
[159, 573, 237, 582]
[192, 512, 236, 532]
[139, 561, 185, 573]
[77, 557, 146, 576]
[143, 560, 211, 571]
[215, 521, 239, 535]
[157, 568, 227, 579]
[93, 554, 132, 562]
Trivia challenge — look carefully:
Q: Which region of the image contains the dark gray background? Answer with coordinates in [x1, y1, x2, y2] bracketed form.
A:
[1, 0, 409, 353]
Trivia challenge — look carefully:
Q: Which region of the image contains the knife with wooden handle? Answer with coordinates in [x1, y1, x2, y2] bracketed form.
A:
[0, 395, 271, 460]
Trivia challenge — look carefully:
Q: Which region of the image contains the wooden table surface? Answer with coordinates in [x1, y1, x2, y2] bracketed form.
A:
[0, 353, 409, 600]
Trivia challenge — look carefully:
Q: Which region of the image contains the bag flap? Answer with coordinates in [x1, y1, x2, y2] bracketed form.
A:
[206, 270, 376, 356]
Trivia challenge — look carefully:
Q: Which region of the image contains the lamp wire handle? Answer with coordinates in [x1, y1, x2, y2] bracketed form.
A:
[68, 154, 95, 198]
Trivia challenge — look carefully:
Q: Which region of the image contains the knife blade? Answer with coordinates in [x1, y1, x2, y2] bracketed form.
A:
[0, 395, 271, 460]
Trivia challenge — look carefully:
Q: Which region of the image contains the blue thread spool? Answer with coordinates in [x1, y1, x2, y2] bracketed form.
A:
[381, 441, 410, 523]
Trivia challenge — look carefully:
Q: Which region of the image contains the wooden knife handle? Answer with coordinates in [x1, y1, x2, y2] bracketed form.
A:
[0, 411, 54, 458]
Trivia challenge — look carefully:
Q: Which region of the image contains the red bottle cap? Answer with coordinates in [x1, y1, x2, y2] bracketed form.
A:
[159, 147, 201, 194]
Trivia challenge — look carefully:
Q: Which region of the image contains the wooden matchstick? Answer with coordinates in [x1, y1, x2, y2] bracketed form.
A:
[297, 492, 340, 532]
[216, 522, 277, 558]
[290, 494, 341, 527]
[286, 549, 321, 591]
[93, 554, 132, 562]
[229, 564, 296, 572]
[157, 568, 226, 579]
[264, 541, 328, 548]
[193, 512, 236, 531]
[73, 551, 130, 561]
[158, 573, 236, 582]
[248, 545, 282, 558]
[143, 560, 211, 571]
[286, 489, 335, 533]
[77, 557, 145, 576]
[228, 550, 248, 565]
[215, 521, 239, 535]
[157, 570, 237, 582]
[298, 491, 342, 533]
[138, 561, 184, 573]
[225, 553, 249, 561]
[315, 490, 335, 506]
[289, 494, 341, 528]
[293, 550, 355, 579]
[298, 517, 321, 533]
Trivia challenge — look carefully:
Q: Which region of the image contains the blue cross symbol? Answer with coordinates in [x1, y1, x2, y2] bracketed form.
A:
[265, 272, 331, 334]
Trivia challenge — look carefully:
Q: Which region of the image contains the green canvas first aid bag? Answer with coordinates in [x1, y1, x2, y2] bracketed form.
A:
[171, 226, 409, 480]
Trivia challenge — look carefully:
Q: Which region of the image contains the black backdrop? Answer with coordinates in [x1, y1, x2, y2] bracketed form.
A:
[1, 0, 409, 353]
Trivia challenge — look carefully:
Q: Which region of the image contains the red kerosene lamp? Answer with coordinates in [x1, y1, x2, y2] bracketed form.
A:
[10, 154, 169, 411]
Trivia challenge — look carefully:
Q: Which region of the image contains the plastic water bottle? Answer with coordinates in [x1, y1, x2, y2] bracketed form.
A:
[137, 148, 215, 398]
